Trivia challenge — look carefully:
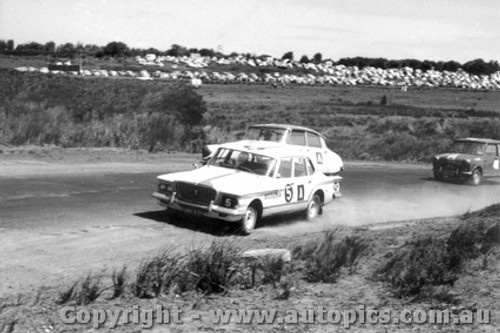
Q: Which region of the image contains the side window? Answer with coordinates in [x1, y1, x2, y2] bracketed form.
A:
[277, 157, 292, 178]
[307, 132, 322, 148]
[288, 130, 306, 146]
[486, 144, 498, 156]
[306, 158, 315, 175]
[293, 157, 307, 177]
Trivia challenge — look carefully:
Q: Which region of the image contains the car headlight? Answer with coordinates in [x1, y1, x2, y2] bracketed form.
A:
[158, 182, 174, 193]
[221, 195, 238, 209]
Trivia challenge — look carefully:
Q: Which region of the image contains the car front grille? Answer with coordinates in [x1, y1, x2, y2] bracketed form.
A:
[175, 182, 216, 206]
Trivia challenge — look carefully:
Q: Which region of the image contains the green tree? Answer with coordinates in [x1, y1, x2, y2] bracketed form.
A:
[313, 52, 322, 63]
[300, 55, 310, 63]
[167, 44, 189, 57]
[7, 39, 14, 52]
[281, 51, 294, 61]
[103, 41, 130, 57]
[45, 41, 56, 54]
[56, 42, 77, 58]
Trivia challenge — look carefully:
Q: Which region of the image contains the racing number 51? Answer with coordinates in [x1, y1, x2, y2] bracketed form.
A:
[285, 184, 305, 202]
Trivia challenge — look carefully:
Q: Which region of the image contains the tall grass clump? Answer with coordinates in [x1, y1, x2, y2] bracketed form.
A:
[56, 273, 105, 305]
[293, 232, 368, 283]
[133, 249, 184, 298]
[177, 241, 241, 294]
[110, 266, 128, 299]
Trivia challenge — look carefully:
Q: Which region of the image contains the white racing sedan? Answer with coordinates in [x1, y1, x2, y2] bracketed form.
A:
[202, 124, 344, 176]
[153, 142, 342, 235]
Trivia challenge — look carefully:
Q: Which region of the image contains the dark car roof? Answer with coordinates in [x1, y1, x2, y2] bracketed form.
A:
[249, 124, 324, 138]
[455, 137, 500, 144]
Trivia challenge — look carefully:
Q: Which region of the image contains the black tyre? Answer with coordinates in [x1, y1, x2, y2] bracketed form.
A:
[433, 170, 443, 181]
[469, 169, 482, 186]
[305, 194, 321, 220]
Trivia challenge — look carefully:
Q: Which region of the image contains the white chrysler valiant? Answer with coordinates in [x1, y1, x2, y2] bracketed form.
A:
[201, 124, 344, 176]
[153, 142, 342, 235]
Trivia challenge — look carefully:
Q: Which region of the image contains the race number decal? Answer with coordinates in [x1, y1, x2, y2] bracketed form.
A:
[297, 185, 305, 201]
[284, 184, 293, 202]
[316, 153, 323, 164]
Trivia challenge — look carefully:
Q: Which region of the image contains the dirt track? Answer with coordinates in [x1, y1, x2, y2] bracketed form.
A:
[1, 150, 500, 296]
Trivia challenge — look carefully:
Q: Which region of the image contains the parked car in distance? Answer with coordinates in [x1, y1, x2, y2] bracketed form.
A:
[201, 124, 343, 176]
[432, 137, 500, 185]
[153, 142, 342, 235]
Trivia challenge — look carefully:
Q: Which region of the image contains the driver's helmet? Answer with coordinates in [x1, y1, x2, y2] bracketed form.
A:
[237, 151, 250, 165]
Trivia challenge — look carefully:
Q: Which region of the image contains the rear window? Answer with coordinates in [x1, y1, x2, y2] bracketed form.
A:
[293, 157, 308, 177]
[307, 132, 322, 148]
[486, 144, 498, 156]
[289, 130, 306, 146]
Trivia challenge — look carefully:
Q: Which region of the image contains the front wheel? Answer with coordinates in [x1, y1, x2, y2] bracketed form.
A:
[433, 170, 443, 181]
[469, 169, 482, 186]
[239, 205, 258, 235]
[304, 194, 321, 220]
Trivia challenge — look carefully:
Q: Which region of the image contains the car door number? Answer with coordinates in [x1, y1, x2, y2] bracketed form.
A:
[284, 184, 293, 202]
[285, 184, 305, 202]
[297, 185, 305, 201]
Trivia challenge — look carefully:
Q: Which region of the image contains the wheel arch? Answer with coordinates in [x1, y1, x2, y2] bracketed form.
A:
[473, 166, 483, 175]
[248, 199, 263, 220]
[312, 189, 325, 204]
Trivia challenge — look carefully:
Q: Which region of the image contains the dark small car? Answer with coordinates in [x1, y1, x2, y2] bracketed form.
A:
[432, 138, 500, 185]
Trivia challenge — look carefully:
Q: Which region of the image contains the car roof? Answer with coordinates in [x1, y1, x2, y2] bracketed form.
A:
[249, 123, 324, 138]
[455, 137, 500, 144]
[217, 141, 312, 159]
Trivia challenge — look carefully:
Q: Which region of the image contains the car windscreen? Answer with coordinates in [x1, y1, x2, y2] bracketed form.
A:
[209, 148, 276, 176]
[450, 141, 484, 155]
[243, 127, 286, 142]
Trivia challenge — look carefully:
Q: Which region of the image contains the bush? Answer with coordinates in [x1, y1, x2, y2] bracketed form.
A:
[177, 241, 241, 294]
[375, 237, 460, 298]
[293, 232, 368, 283]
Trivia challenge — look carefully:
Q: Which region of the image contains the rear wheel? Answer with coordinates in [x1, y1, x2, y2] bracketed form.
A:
[240, 205, 258, 235]
[470, 169, 482, 186]
[305, 194, 321, 220]
[433, 170, 443, 181]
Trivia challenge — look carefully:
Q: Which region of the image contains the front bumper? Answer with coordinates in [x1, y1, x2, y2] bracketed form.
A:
[433, 166, 472, 177]
[152, 192, 244, 222]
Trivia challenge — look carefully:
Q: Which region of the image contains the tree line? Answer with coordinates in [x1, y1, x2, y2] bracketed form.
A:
[1, 39, 498, 76]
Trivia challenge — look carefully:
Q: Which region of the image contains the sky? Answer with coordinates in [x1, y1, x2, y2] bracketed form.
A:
[0, 0, 499, 63]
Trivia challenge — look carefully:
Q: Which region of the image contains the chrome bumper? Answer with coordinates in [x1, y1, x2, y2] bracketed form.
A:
[152, 192, 244, 222]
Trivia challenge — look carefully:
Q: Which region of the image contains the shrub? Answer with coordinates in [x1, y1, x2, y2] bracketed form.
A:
[375, 237, 459, 298]
[294, 232, 368, 283]
[178, 241, 241, 294]
[133, 249, 183, 298]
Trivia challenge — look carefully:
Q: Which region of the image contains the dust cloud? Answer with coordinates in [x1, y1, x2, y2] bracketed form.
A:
[260, 176, 500, 236]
